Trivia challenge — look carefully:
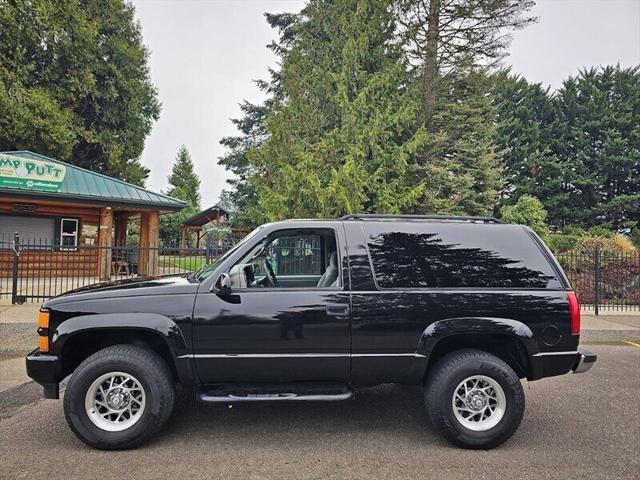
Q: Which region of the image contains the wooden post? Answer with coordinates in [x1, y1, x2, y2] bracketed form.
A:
[139, 210, 159, 276]
[98, 207, 113, 280]
[180, 226, 187, 252]
[114, 214, 128, 247]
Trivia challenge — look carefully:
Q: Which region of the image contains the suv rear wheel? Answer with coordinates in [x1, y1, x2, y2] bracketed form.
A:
[424, 349, 525, 449]
[63, 344, 175, 450]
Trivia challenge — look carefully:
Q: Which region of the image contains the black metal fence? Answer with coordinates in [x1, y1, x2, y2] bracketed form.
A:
[556, 249, 640, 314]
[0, 233, 233, 304]
[2, 232, 639, 313]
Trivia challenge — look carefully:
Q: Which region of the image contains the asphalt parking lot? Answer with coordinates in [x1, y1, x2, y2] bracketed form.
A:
[0, 344, 638, 480]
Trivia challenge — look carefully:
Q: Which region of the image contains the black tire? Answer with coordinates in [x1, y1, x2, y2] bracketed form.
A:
[63, 344, 175, 450]
[424, 349, 525, 449]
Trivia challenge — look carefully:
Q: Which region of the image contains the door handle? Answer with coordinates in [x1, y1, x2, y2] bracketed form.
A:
[326, 305, 349, 317]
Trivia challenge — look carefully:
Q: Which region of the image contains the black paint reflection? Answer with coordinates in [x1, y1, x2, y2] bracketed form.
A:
[367, 231, 556, 288]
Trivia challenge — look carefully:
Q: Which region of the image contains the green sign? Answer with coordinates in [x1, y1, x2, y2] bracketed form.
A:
[0, 154, 66, 192]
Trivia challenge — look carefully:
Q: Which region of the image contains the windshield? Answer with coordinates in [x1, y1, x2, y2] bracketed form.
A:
[192, 226, 264, 282]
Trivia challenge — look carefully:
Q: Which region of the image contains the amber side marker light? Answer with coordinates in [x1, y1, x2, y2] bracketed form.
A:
[38, 309, 50, 352]
[567, 291, 581, 335]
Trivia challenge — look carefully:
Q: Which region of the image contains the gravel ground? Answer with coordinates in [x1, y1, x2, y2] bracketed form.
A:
[1, 345, 638, 480]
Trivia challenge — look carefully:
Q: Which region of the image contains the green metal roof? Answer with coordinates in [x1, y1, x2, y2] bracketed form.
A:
[0, 151, 186, 212]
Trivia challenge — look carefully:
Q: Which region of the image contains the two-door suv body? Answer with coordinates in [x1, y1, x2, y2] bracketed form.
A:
[26, 215, 596, 449]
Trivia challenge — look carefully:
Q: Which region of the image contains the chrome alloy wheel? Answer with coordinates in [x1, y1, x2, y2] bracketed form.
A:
[452, 375, 506, 432]
[84, 372, 146, 432]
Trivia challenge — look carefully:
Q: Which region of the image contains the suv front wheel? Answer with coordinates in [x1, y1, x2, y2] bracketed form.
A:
[63, 344, 175, 450]
[424, 349, 525, 449]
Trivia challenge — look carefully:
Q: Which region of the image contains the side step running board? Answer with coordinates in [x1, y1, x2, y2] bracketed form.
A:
[197, 384, 354, 403]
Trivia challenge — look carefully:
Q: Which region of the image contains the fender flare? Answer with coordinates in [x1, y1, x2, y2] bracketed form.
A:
[409, 317, 538, 381]
[51, 313, 196, 385]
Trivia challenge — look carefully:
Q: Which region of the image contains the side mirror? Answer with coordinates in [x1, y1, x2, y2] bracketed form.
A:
[212, 273, 232, 295]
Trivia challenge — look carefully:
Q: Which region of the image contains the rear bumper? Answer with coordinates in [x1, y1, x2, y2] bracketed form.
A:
[572, 349, 597, 374]
[529, 347, 597, 380]
[25, 349, 62, 399]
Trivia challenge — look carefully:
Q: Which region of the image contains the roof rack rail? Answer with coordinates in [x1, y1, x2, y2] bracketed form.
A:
[337, 214, 503, 224]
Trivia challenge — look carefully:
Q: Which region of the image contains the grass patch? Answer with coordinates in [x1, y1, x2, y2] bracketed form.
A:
[163, 257, 207, 271]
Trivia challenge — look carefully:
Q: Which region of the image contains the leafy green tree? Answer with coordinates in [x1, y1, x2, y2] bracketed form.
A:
[250, 0, 426, 220]
[500, 194, 549, 240]
[160, 146, 201, 245]
[0, 0, 160, 185]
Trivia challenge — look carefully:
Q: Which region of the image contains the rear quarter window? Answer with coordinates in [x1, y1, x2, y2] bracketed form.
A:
[365, 223, 562, 289]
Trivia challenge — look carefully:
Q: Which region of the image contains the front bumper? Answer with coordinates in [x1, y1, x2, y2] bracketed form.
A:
[572, 349, 597, 374]
[25, 349, 63, 399]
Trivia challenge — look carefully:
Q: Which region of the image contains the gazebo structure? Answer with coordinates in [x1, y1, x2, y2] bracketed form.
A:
[0, 151, 185, 280]
[179, 203, 232, 249]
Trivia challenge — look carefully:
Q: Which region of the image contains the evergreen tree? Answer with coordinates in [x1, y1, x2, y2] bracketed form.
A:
[554, 66, 640, 228]
[420, 67, 503, 215]
[495, 66, 640, 228]
[392, 0, 535, 216]
[160, 146, 201, 245]
[217, 13, 299, 227]
[218, 101, 271, 226]
[250, 0, 426, 220]
[166, 146, 201, 210]
[0, 0, 160, 185]
[493, 71, 565, 214]
[394, 0, 536, 132]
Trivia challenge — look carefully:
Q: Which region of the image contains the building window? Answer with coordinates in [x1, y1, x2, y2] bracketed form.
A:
[60, 218, 79, 249]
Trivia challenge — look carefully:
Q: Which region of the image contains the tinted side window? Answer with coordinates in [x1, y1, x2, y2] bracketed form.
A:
[365, 223, 560, 289]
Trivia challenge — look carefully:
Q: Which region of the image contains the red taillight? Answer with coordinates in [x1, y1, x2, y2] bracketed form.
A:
[567, 291, 581, 335]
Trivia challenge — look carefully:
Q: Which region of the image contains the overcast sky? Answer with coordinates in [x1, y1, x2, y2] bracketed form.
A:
[131, 0, 640, 207]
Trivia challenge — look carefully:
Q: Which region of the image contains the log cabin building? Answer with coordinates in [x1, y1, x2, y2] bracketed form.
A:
[0, 151, 185, 281]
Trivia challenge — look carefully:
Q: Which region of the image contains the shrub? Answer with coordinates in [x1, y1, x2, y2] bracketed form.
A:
[500, 195, 549, 240]
[546, 234, 579, 254]
[570, 234, 636, 256]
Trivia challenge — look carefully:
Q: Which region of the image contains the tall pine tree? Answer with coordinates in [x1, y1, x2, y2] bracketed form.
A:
[419, 66, 503, 215]
[392, 0, 535, 215]
[250, 0, 426, 220]
[495, 66, 640, 228]
[217, 13, 299, 226]
[394, 0, 535, 132]
[554, 66, 640, 228]
[493, 71, 565, 213]
[160, 146, 201, 245]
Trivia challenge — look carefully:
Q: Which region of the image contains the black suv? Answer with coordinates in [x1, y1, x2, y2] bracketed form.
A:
[26, 215, 596, 450]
